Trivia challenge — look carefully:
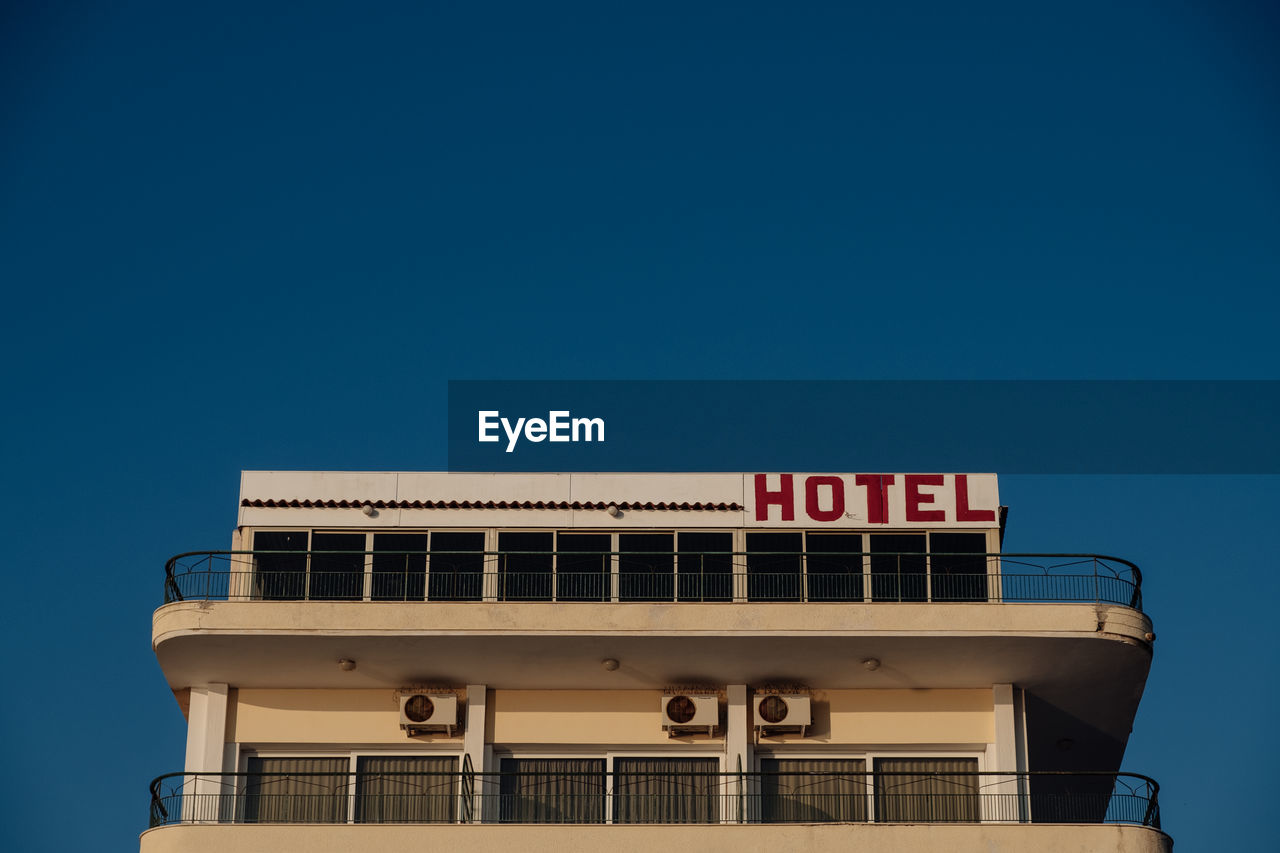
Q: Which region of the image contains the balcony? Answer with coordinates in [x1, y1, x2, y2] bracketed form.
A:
[162, 550, 1142, 607]
[150, 768, 1160, 828]
[154, 550, 1154, 776]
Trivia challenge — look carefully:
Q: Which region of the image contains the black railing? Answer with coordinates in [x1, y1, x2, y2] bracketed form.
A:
[148, 770, 1159, 829]
[163, 551, 1143, 609]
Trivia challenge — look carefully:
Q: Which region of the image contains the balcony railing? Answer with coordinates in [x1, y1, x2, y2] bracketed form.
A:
[149, 770, 1160, 829]
[163, 551, 1143, 609]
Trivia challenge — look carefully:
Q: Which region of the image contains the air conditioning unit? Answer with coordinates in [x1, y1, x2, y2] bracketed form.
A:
[755, 694, 811, 734]
[399, 693, 459, 736]
[660, 694, 718, 735]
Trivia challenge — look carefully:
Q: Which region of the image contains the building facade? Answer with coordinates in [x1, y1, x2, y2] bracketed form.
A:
[143, 471, 1170, 852]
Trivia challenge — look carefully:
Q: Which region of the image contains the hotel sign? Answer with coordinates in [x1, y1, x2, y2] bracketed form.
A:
[747, 473, 998, 528]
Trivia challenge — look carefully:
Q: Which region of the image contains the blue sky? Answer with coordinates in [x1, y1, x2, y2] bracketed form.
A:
[2, 2, 1277, 850]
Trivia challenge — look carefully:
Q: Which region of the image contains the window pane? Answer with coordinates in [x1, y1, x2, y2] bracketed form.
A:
[253, 531, 308, 600]
[870, 534, 927, 602]
[429, 532, 486, 601]
[761, 758, 867, 823]
[356, 756, 458, 823]
[874, 758, 979, 822]
[556, 533, 610, 601]
[497, 532, 553, 601]
[619, 533, 675, 601]
[242, 757, 348, 823]
[677, 532, 733, 602]
[499, 758, 605, 823]
[613, 758, 719, 824]
[746, 532, 802, 601]
[310, 533, 366, 600]
[930, 532, 988, 602]
[806, 533, 864, 602]
[371, 533, 427, 601]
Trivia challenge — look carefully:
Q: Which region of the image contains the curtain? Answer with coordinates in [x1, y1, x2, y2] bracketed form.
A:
[499, 759, 605, 823]
[242, 757, 349, 823]
[613, 758, 719, 824]
[874, 758, 980, 822]
[355, 756, 458, 823]
[760, 759, 868, 823]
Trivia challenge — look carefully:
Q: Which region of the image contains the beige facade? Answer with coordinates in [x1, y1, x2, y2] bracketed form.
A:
[145, 472, 1164, 851]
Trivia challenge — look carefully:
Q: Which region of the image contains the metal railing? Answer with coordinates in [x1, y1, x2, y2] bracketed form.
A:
[163, 551, 1142, 609]
[148, 770, 1159, 829]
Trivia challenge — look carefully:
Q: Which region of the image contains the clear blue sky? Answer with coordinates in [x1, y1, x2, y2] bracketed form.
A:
[2, 2, 1277, 850]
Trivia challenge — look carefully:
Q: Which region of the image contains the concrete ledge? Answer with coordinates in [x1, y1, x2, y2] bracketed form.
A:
[140, 822, 1173, 853]
[154, 601, 1153, 646]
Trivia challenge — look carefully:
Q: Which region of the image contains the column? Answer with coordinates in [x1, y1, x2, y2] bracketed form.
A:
[181, 683, 229, 822]
[991, 683, 1024, 822]
[725, 685, 752, 823]
[464, 684, 489, 822]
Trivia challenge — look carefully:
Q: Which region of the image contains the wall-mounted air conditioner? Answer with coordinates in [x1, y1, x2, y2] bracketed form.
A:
[660, 694, 718, 735]
[399, 693, 459, 736]
[755, 694, 811, 735]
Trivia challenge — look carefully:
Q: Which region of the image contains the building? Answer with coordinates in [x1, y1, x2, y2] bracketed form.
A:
[143, 471, 1169, 852]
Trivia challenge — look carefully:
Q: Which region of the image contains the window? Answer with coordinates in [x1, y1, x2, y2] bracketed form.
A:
[355, 756, 459, 823]
[619, 533, 674, 601]
[309, 533, 366, 600]
[746, 532, 803, 601]
[498, 758, 605, 823]
[242, 757, 348, 823]
[677, 532, 733, 601]
[371, 533, 427, 601]
[870, 534, 927, 602]
[874, 757, 979, 822]
[556, 533, 610, 601]
[929, 532, 988, 602]
[805, 533, 863, 602]
[613, 757, 719, 824]
[427, 532, 486, 601]
[497, 532, 553, 600]
[252, 531, 308, 600]
[760, 758, 867, 822]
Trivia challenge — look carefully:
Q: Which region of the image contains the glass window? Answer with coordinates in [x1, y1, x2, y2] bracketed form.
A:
[760, 758, 867, 823]
[746, 532, 802, 601]
[371, 533, 427, 601]
[619, 533, 675, 601]
[677, 532, 733, 602]
[497, 532, 553, 601]
[309, 533, 366, 600]
[929, 532, 988, 602]
[428, 532, 486, 601]
[805, 533, 864, 602]
[252, 531, 308, 600]
[556, 533, 611, 601]
[498, 758, 605, 823]
[870, 534, 927, 602]
[355, 755, 458, 823]
[613, 757, 719, 824]
[242, 757, 348, 823]
[874, 757, 979, 822]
